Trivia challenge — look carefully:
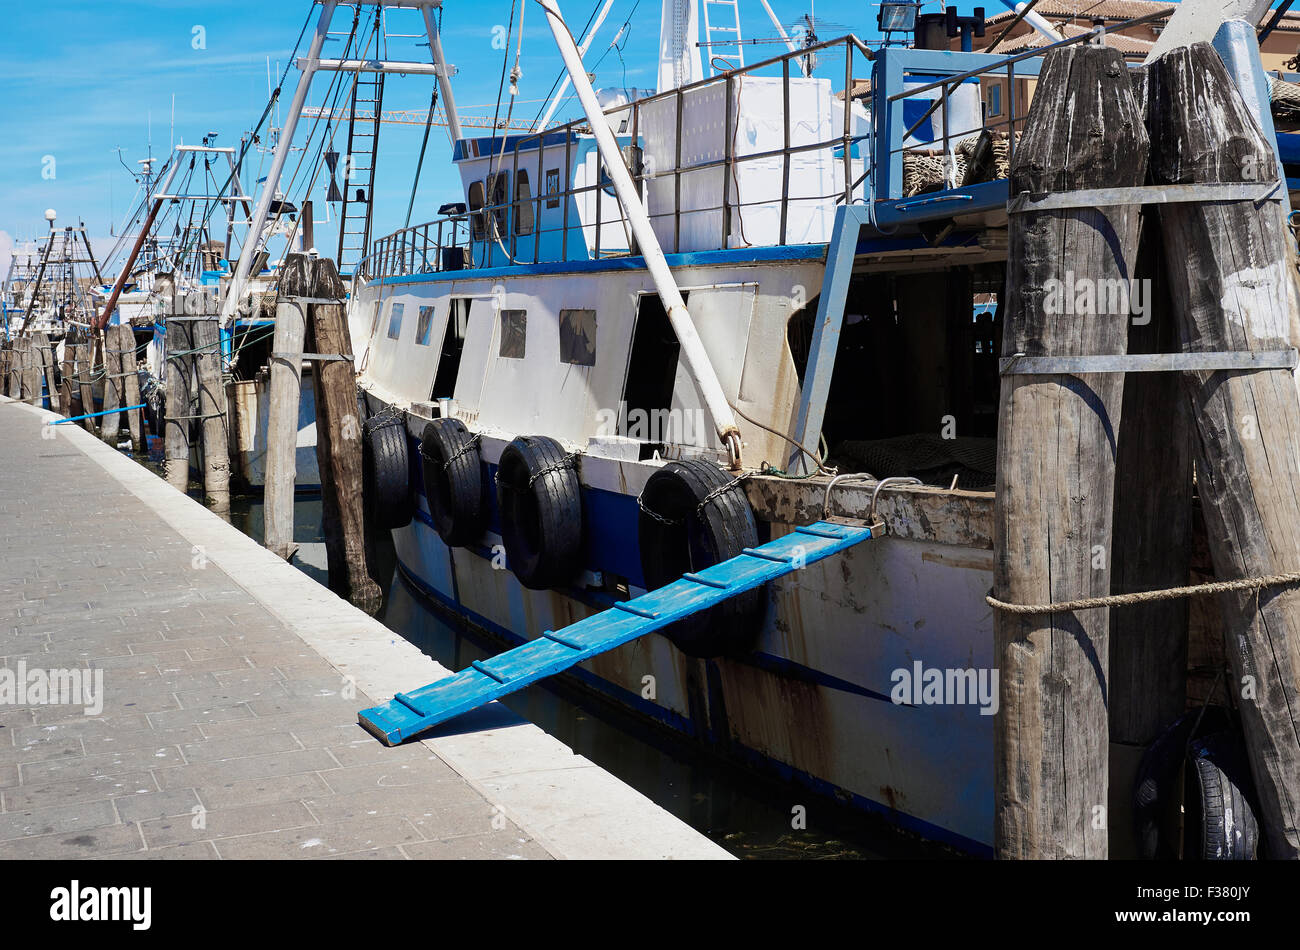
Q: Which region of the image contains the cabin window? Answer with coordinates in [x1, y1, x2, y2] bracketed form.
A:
[432, 298, 471, 399]
[488, 173, 509, 237]
[545, 169, 561, 209]
[499, 309, 527, 359]
[514, 171, 534, 236]
[559, 309, 596, 366]
[386, 302, 405, 340]
[988, 84, 1001, 118]
[415, 305, 435, 346]
[468, 181, 486, 241]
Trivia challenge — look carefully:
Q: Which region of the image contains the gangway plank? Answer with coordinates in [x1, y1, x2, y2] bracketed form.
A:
[359, 520, 874, 744]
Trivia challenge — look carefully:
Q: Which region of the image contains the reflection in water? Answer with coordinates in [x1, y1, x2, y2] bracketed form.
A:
[225, 491, 943, 860]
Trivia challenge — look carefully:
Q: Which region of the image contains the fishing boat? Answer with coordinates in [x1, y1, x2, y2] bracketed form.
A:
[231, 0, 1300, 857]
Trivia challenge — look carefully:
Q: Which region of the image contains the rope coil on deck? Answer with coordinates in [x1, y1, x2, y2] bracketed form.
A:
[987, 572, 1300, 615]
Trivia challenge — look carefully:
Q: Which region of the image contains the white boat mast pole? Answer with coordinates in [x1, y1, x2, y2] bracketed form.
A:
[536, 0, 744, 467]
[220, 0, 338, 327]
[757, 0, 799, 54]
[992, 0, 1062, 42]
[537, 0, 617, 130]
[422, 1, 464, 143]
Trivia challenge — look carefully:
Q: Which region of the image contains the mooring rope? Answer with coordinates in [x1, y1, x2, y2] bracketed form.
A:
[986, 572, 1300, 615]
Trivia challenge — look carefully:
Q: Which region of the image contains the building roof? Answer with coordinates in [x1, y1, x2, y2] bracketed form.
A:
[985, 0, 1300, 32]
[987, 20, 1156, 54]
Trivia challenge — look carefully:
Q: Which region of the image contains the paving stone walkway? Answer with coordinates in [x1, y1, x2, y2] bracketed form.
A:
[0, 401, 551, 859]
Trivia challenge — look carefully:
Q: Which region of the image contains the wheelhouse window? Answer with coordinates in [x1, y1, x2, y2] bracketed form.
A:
[488, 173, 509, 237]
[545, 169, 561, 209]
[499, 309, 527, 359]
[468, 181, 486, 241]
[415, 305, 435, 346]
[514, 170, 534, 236]
[559, 309, 596, 366]
[387, 302, 405, 340]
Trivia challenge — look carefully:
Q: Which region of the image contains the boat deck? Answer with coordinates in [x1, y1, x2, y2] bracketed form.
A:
[0, 397, 728, 860]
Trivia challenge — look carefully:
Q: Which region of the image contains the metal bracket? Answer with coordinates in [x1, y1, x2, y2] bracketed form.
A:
[271, 352, 354, 362]
[1000, 349, 1299, 375]
[1007, 181, 1283, 214]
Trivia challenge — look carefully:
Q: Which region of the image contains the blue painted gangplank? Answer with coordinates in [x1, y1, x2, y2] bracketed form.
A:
[358, 520, 874, 745]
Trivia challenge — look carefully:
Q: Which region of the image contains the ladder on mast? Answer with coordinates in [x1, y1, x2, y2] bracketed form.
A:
[701, 0, 745, 74]
[336, 19, 387, 274]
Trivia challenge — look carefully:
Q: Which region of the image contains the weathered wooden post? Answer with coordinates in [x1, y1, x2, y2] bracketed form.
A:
[308, 257, 382, 612]
[21, 337, 41, 404]
[101, 327, 123, 445]
[35, 334, 58, 413]
[164, 300, 195, 493]
[7, 338, 23, 399]
[77, 339, 97, 432]
[264, 253, 311, 561]
[116, 324, 145, 450]
[59, 340, 76, 417]
[191, 293, 230, 513]
[993, 42, 1148, 860]
[1148, 42, 1300, 858]
[1108, 66, 1192, 751]
[21, 337, 40, 400]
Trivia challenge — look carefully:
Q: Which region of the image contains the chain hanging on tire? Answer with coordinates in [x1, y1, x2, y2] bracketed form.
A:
[526, 449, 583, 487]
[637, 471, 751, 527]
[441, 431, 481, 471]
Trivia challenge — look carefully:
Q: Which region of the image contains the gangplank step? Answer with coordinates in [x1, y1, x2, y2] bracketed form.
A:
[358, 520, 873, 745]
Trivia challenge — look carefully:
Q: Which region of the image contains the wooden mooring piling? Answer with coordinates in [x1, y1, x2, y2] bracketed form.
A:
[261, 252, 381, 612]
[1146, 42, 1300, 858]
[993, 42, 1148, 860]
[161, 290, 230, 512]
[995, 39, 1300, 859]
[264, 254, 310, 561]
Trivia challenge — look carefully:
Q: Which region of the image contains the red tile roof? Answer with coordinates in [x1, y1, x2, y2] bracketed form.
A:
[984, 0, 1300, 31]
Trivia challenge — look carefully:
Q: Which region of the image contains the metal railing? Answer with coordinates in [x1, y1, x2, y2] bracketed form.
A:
[361, 14, 1174, 281]
[875, 8, 1174, 207]
[361, 34, 875, 281]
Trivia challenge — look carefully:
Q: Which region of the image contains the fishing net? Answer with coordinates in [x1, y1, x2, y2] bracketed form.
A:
[901, 130, 1018, 198]
[1270, 75, 1300, 131]
[830, 433, 997, 490]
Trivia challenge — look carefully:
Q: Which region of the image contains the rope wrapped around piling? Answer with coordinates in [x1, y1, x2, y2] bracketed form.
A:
[987, 572, 1300, 615]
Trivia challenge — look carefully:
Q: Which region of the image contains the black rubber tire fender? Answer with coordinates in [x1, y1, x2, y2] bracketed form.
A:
[637, 458, 762, 658]
[419, 418, 486, 547]
[1133, 705, 1231, 860]
[362, 413, 415, 530]
[495, 435, 584, 590]
[1186, 730, 1260, 860]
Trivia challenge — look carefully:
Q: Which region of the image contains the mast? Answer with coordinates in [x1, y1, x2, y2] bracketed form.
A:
[220, 0, 338, 328]
[537, 0, 744, 466]
[658, 0, 704, 92]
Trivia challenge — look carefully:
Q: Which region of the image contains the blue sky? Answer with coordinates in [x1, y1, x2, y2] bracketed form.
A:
[1, 0, 1286, 278]
[0, 0, 894, 275]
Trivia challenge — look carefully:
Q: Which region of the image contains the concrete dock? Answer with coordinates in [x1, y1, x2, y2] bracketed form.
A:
[0, 397, 730, 860]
